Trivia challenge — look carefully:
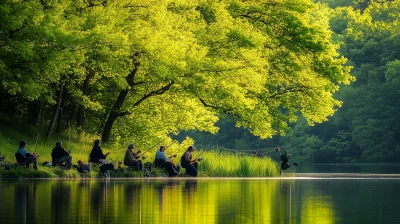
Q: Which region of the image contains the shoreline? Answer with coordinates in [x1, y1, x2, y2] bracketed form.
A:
[2, 173, 400, 181]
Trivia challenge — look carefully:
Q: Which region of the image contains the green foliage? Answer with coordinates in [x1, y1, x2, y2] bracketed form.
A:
[0, 0, 352, 148]
[263, 0, 400, 163]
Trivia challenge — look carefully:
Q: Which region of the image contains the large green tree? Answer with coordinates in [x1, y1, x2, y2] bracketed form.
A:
[0, 0, 353, 148]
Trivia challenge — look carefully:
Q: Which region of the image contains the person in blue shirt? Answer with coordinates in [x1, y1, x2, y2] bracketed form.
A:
[154, 145, 180, 177]
[16, 140, 38, 170]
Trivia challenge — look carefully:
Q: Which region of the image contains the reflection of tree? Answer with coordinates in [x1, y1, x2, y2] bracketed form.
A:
[3, 179, 339, 224]
[300, 195, 335, 224]
[51, 182, 71, 223]
[278, 180, 336, 224]
[278, 180, 293, 224]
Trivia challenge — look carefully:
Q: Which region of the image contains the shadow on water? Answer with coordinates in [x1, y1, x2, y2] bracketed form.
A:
[1, 177, 400, 224]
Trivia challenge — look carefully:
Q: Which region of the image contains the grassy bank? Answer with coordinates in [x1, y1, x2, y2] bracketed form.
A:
[0, 118, 279, 179]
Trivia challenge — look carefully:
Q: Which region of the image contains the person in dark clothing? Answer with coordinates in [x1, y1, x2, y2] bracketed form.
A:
[89, 140, 115, 177]
[180, 146, 199, 177]
[124, 144, 143, 171]
[279, 149, 299, 171]
[51, 141, 72, 169]
[89, 139, 110, 163]
[16, 140, 38, 170]
[155, 145, 180, 177]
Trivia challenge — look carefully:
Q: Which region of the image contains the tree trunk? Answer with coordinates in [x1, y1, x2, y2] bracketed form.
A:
[27, 101, 43, 125]
[101, 61, 139, 143]
[101, 90, 129, 142]
[56, 90, 67, 133]
[77, 73, 91, 128]
[46, 83, 64, 138]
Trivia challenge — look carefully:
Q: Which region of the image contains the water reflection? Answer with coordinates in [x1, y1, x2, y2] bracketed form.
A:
[1, 179, 400, 223]
[51, 183, 71, 223]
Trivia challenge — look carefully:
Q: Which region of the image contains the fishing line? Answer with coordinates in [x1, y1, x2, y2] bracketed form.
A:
[68, 120, 71, 154]
[34, 132, 40, 155]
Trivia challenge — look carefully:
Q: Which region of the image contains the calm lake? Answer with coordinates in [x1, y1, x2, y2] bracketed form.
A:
[1, 163, 400, 224]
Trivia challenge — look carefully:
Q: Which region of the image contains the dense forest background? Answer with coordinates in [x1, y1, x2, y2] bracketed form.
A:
[1, 0, 399, 163]
[193, 0, 400, 163]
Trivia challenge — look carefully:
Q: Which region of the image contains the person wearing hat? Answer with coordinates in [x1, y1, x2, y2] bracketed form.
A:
[155, 145, 180, 177]
[124, 143, 143, 170]
[180, 145, 199, 177]
[51, 141, 72, 169]
[16, 140, 38, 170]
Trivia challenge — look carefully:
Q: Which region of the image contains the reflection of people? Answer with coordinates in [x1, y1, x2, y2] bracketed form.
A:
[125, 182, 143, 212]
[180, 146, 199, 177]
[16, 140, 38, 170]
[51, 183, 71, 223]
[279, 149, 299, 170]
[15, 182, 38, 222]
[155, 145, 180, 177]
[124, 144, 143, 170]
[51, 141, 72, 168]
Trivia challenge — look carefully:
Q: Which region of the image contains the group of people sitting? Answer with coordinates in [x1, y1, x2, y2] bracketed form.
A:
[15, 139, 201, 177]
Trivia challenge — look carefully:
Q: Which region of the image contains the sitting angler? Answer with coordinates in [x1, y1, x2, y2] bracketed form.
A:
[51, 141, 72, 169]
[180, 146, 200, 177]
[89, 139, 116, 177]
[16, 140, 38, 170]
[124, 144, 143, 171]
[154, 145, 180, 177]
[279, 149, 299, 171]
[75, 160, 91, 173]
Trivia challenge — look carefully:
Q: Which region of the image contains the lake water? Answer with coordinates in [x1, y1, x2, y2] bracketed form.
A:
[1, 164, 400, 224]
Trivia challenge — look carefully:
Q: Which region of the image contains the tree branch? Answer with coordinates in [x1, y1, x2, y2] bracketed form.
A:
[198, 98, 241, 119]
[118, 81, 175, 117]
[266, 86, 309, 99]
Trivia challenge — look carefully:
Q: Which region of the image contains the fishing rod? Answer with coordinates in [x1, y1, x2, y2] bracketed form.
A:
[194, 151, 205, 161]
[34, 132, 40, 155]
[137, 138, 176, 158]
[68, 120, 71, 154]
[206, 135, 216, 149]
[138, 129, 195, 158]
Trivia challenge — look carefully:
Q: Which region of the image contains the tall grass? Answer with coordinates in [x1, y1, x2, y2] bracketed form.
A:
[0, 116, 279, 178]
[198, 150, 279, 177]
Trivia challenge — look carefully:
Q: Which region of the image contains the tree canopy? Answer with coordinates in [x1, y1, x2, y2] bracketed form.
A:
[0, 0, 352, 149]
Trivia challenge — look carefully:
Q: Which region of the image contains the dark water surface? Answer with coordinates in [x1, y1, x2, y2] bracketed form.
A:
[296, 163, 400, 174]
[1, 164, 400, 224]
